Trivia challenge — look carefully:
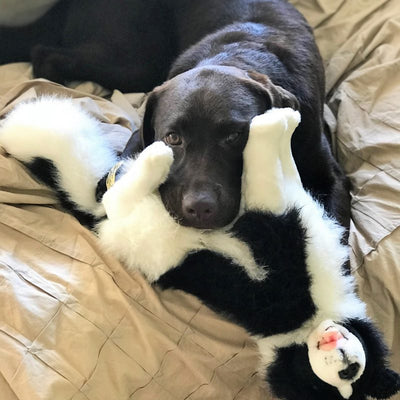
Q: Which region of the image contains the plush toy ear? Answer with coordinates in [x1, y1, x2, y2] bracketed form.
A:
[246, 71, 300, 111]
[365, 367, 400, 399]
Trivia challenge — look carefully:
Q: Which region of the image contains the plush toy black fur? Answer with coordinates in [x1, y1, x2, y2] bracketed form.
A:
[0, 98, 399, 400]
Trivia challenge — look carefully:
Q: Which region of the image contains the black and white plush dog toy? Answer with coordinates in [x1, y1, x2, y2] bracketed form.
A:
[0, 98, 399, 400]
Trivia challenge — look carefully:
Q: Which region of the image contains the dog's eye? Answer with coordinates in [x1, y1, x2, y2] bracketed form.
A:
[164, 133, 182, 146]
[224, 132, 242, 145]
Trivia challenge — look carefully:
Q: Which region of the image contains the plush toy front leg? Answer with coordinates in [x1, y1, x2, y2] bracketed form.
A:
[98, 141, 205, 282]
[102, 142, 173, 219]
[278, 108, 302, 187]
[242, 108, 300, 214]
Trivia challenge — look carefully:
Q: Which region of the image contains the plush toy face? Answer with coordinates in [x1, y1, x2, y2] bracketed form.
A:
[307, 320, 366, 398]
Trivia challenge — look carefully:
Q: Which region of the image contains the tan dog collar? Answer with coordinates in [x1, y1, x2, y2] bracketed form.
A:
[106, 161, 124, 190]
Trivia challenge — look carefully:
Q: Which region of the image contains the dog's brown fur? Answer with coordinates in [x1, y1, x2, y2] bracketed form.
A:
[0, 0, 350, 229]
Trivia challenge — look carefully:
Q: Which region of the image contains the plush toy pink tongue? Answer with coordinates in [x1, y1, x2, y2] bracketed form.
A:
[319, 330, 344, 351]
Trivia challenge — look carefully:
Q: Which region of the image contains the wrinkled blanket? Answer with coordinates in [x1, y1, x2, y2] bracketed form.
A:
[1, 0, 399, 398]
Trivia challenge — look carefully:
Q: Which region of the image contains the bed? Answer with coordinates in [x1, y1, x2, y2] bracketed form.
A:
[1, 0, 399, 398]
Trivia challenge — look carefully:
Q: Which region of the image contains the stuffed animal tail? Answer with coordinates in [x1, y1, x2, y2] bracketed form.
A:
[0, 96, 117, 220]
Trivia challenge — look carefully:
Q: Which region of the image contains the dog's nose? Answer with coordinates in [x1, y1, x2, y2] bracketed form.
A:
[182, 191, 217, 228]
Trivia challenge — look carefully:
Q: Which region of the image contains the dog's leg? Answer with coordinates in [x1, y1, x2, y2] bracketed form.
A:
[102, 142, 173, 220]
[31, 44, 166, 92]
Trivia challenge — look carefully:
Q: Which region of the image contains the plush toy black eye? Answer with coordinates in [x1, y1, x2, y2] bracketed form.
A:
[339, 363, 360, 380]
[164, 133, 182, 146]
[224, 131, 242, 145]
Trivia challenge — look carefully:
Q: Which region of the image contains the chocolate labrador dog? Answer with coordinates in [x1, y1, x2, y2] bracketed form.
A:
[0, 0, 350, 229]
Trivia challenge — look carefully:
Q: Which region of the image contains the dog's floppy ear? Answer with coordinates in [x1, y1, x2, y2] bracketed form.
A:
[140, 91, 158, 148]
[141, 80, 173, 147]
[120, 129, 142, 158]
[246, 71, 300, 111]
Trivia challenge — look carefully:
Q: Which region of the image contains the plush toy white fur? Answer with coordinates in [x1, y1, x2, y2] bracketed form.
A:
[99, 141, 267, 282]
[0, 97, 113, 218]
[242, 110, 366, 393]
[0, 98, 399, 400]
[103, 106, 366, 398]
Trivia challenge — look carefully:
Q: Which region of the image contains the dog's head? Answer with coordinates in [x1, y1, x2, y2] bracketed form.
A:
[267, 318, 400, 400]
[140, 65, 298, 229]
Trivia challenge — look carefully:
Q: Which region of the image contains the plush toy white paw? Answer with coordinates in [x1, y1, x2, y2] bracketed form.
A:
[242, 107, 301, 214]
[102, 141, 173, 220]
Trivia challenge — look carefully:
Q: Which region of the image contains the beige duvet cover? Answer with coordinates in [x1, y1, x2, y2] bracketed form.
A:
[1, 0, 399, 398]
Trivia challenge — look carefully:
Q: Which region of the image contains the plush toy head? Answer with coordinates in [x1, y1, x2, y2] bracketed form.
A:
[267, 317, 400, 400]
[307, 320, 366, 399]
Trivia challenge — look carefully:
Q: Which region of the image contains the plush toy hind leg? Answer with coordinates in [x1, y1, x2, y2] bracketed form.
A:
[102, 142, 173, 220]
[0, 97, 117, 218]
[242, 108, 301, 214]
